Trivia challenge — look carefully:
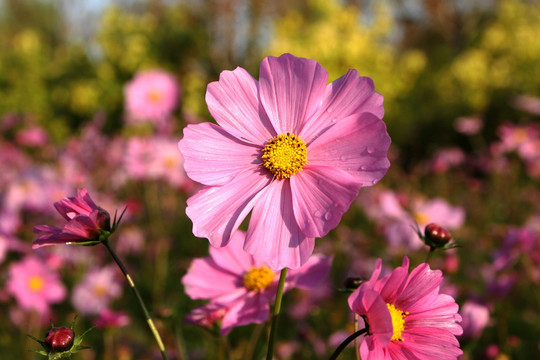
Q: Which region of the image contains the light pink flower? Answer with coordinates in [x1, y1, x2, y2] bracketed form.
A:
[179, 53, 390, 269]
[454, 116, 483, 135]
[182, 231, 332, 335]
[348, 257, 463, 359]
[511, 94, 540, 115]
[124, 69, 180, 125]
[6, 256, 66, 315]
[376, 191, 465, 250]
[94, 309, 131, 329]
[33, 188, 111, 249]
[459, 301, 490, 339]
[72, 265, 123, 315]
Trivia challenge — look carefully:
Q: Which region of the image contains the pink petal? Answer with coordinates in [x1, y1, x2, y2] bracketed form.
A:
[182, 258, 240, 300]
[206, 67, 275, 144]
[179, 122, 261, 186]
[244, 180, 315, 270]
[306, 112, 390, 186]
[300, 69, 384, 142]
[402, 327, 463, 359]
[355, 289, 393, 346]
[396, 264, 443, 310]
[376, 265, 409, 303]
[359, 337, 387, 360]
[220, 292, 270, 335]
[286, 254, 332, 289]
[209, 231, 255, 274]
[63, 216, 99, 239]
[290, 167, 361, 237]
[186, 168, 271, 247]
[259, 54, 328, 135]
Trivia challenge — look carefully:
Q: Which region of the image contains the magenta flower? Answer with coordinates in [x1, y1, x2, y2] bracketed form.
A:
[182, 231, 332, 335]
[179, 53, 390, 269]
[33, 189, 112, 249]
[6, 256, 66, 315]
[348, 257, 462, 360]
[124, 69, 180, 125]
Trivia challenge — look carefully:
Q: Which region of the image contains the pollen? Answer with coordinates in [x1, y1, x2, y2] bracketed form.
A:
[147, 88, 163, 103]
[28, 276, 44, 292]
[262, 132, 308, 179]
[387, 303, 408, 342]
[243, 266, 275, 291]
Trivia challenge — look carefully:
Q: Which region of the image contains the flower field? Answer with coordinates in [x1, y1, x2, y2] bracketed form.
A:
[1, 0, 540, 359]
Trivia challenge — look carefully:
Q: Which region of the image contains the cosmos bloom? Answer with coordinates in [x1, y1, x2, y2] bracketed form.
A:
[179, 53, 390, 269]
[124, 69, 180, 125]
[182, 231, 332, 335]
[348, 257, 463, 360]
[33, 189, 111, 249]
[6, 256, 66, 315]
[72, 265, 123, 315]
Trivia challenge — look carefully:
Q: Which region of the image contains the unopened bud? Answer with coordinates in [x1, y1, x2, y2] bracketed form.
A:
[343, 276, 366, 290]
[96, 208, 111, 232]
[425, 223, 452, 247]
[45, 326, 75, 353]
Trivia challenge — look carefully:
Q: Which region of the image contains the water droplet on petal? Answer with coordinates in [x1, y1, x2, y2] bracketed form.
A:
[331, 118, 337, 123]
[360, 165, 367, 171]
[366, 146, 375, 154]
[339, 155, 348, 161]
[324, 211, 332, 221]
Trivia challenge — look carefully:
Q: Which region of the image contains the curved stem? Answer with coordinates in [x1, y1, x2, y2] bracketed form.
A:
[328, 328, 368, 360]
[266, 268, 288, 360]
[102, 239, 170, 360]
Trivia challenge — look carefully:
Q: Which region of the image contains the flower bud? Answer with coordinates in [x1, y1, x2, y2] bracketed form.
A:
[45, 326, 75, 353]
[424, 223, 452, 247]
[95, 208, 111, 232]
[343, 276, 366, 290]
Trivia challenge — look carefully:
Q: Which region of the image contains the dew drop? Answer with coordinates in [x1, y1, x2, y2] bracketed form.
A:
[360, 165, 368, 171]
[366, 146, 375, 154]
[331, 118, 337, 123]
[324, 211, 332, 221]
[314, 210, 322, 217]
[339, 155, 348, 161]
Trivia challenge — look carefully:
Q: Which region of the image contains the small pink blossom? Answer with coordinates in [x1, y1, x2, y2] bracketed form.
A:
[33, 188, 111, 249]
[348, 257, 462, 359]
[431, 147, 465, 174]
[511, 94, 540, 115]
[124, 69, 180, 125]
[182, 231, 332, 335]
[6, 256, 66, 315]
[459, 301, 490, 339]
[454, 116, 483, 135]
[179, 53, 390, 269]
[72, 265, 123, 315]
[94, 309, 131, 329]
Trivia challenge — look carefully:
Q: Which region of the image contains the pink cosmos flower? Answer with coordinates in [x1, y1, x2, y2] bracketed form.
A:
[348, 257, 463, 359]
[6, 256, 66, 315]
[459, 301, 490, 339]
[179, 53, 390, 269]
[94, 309, 131, 329]
[72, 265, 123, 315]
[33, 188, 111, 249]
[124, 69, 180, 125]
[182, 231, 332, 335]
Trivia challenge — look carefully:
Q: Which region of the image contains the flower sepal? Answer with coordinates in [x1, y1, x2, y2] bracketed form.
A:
[28, 317, 93, 360]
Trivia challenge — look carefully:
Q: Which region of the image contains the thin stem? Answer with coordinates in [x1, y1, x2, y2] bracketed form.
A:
[102, 239, 170, 360]
[354, 314, 360, 360]
[425, 247, 434, 263]
[266, 268, 288, 360]
[328, 328, 368, 360]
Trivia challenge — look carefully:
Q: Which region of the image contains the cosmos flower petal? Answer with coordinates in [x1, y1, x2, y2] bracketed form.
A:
[259, 53, 328, 134]
[404, 327, 463, 359]
[286, 254, 333, 290]
[360, 333, 389, 360]
[54, 188, 97, 220]
[300, 69, 384, 142]
[307, 112, 390, 186]
[244, 180, 315, 270]
[290, 167, 361, 237]
[220, 292, 270, 336]
[395, 264, 443, 310]
[179, 122, 261, 186]
[209, 231, 255, 274]
[186, 168, 271, 247]
[182, 258, 240, 300]
[206, 67, 275, 144]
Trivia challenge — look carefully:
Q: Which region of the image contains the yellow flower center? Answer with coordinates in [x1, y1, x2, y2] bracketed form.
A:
[262, 133, 308, 179]
[147, 89, 162, 103]
[414, 211, 429, 225]
[243, 266, 275, 291]
[94, 285, 108, 297]
[28, 276, 44, 292]
[387, 303, 408, 342]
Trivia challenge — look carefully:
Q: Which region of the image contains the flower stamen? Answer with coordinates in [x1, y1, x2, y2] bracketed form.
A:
[262, 132, 308, 179]
[387, 303, 408, 342]
[243, 266, 275, 291]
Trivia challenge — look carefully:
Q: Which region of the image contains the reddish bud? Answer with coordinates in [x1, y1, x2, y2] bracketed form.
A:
[45, 326, 75, 352]
[425, 223, 452, 247]
[95, 208, 111, 231]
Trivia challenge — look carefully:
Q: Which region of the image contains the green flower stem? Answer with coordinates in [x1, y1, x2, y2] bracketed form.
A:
[266, 268, 288, 360]
[354, 314, 361, 360]
[328, 328, 367, 360]
[102, 239, 169, 360]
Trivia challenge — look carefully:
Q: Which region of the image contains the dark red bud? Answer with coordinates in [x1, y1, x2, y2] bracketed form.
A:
[343, 276, 366, 290]
[45, 326, 75, 352]
[425, 223, 452, 247]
